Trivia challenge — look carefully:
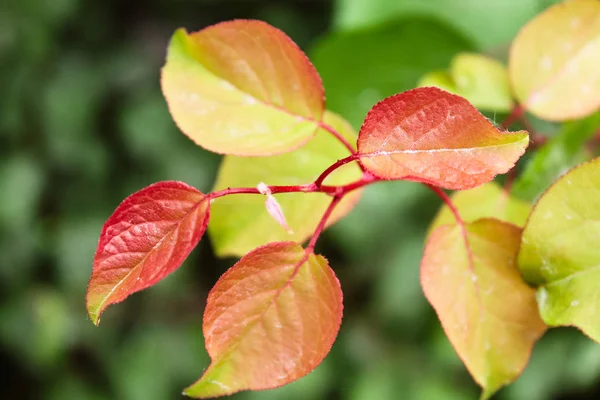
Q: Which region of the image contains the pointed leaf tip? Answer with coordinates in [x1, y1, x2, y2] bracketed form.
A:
[357, 87, 528, 190]
[161, 19, 325, 156]
[185, 242, 342, 398]
[86, 181, 210, 324]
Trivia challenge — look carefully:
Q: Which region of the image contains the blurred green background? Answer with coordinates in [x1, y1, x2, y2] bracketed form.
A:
[2, 0, 600, 399]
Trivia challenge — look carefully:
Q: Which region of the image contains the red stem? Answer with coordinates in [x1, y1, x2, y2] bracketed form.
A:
[209, 183, 317, 200]
[306, 195, 342, 252]
[318, 121, 357, 156]
[426, 184, 464, 227]
[314, 154, 359, 187]
[501, 104, 525, 130]
[425, 184, 474, 273]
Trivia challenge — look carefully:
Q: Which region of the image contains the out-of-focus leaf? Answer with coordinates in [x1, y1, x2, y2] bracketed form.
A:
[512, 112, 600, 201]
[417, 70, 457, 94]
[357, 88, 528, 189]
[450, 53, 513, 112]
[422, 219, 547, 398]
[509, 0, 600, 121]
[311, 18, 473, 128]
[86, 181, 210, 325]
[518, 158, 600, 341]
[333, 0, 543, 49]
[428, 182, 532, 235]
[185, 242, 342, 398]
[209, 111, 361, 257]
[161, 20, 325, 156]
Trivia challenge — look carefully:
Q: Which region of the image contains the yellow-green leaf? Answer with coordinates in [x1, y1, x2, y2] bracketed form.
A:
[422, 219, 547, 398]
[518, 158, 600, 341]
[428, 182, 532, 236]
[509, 0, 600, 121]
[209, 111, 362, 257]
[161, 20, 325, 156]
[450, 53, 513, 112]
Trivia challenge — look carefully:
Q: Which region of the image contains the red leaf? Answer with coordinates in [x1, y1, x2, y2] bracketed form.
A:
[86, 181, 210, 325]
[357, 87, 529, 190]
[184, 242, 342, 398]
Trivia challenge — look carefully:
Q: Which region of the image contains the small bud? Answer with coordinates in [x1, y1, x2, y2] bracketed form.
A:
[257, 182, 293, 234]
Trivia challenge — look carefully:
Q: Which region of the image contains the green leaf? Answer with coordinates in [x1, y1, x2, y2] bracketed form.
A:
[310, 18, 473, 128]
[332, 0, 544, 49]
[417, 70, 457, 94]
[450, 53, 513, 112]
[209, 111, 362, 257]
[512, 112, 600, 201]
[422, 219, 547, 398]
[418, 53, 513, 112]
[518, 157, 600, 341]
[428, 182, 532, 236]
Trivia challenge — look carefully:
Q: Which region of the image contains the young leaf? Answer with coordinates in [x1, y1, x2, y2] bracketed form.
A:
[86, 181, 210, 325]
[428, 182, 531, 236]
[161, 20, 325, 156]
[518, 158, 600, 341]
[357, 87, 529, 190]
[185, 242, 342, 398]
[512, 111, 600, 201]
[509, 0, 600, 121]
[209, 111, 362, 257]
[421, 219, 547, 398]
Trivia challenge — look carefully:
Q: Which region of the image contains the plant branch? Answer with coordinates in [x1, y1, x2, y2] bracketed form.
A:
[314, 154, 359, 187]
[426, 184, 464, 227]
[425, 183, 475, 273]
[318, 121, 357, 156]
[209, 183, 317, 200]
[306, 195, 342, 252]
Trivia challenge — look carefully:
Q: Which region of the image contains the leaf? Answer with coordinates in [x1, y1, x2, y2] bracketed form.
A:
[509, 0, 600, 121]
[185, 242, 342, 398]
[512, 111, 600, 201]
[310, 18, 473, 128]
[428, 182, 531, 236]
[417, 70, 457, 94]
[161, 20, 325, 156]
[86, 181, 210, 325]
[333, 0, 546, 49]
[357, 87, 529, 190]
[450, 53, 513, 112]
[209, 111, 362, 257]
[419, 53, 514, 112]
[518, 158, 600, 341]
[421, 219, 547, 398]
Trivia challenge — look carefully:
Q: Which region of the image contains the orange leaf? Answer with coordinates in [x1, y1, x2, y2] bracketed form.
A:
[357, 87, 528, 190]
[185, 242, 342, 398]
[161, 20, 325, 156]
[421, 219, 546, 398]
[86, 181, 210, 325]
